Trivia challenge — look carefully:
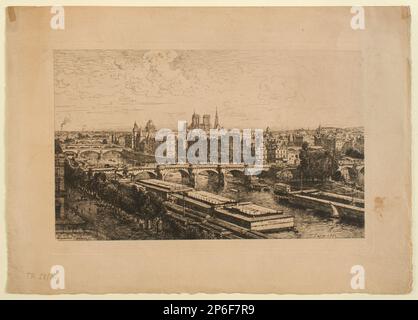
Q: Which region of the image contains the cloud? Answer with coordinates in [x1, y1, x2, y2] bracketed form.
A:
[124, 50, 194, 98]
[258, 76, 305, 106]
[54, 50, 363, 130]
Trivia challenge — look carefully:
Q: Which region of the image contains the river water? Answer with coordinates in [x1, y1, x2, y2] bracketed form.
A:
[166, 173, 364, 239]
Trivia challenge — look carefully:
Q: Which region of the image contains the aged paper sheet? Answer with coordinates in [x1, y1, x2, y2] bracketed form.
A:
[6, 6, 411, 294]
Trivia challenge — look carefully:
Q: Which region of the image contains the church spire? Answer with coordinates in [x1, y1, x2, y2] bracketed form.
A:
[214, 107, 220, 129]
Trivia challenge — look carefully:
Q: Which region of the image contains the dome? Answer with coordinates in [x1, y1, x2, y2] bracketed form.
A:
[145, 120, 156, 131]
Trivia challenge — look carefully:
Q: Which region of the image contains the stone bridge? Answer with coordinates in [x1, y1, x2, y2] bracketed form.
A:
[337, 164, 364, 185]
[62, 145, 124, 159]
[87, 163, 271, 188]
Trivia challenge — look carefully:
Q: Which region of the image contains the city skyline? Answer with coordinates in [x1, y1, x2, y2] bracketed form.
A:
[55, 121, 364, 133]
[56, 108, 364, 133]
[55, 50, 364, 131]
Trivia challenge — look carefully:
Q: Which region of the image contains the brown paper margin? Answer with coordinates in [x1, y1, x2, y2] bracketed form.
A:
[0, 2, 414, 298]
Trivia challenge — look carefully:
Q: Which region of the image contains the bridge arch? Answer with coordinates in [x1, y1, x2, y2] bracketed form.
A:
[63, 150, 78, 156]
[132, 170, 158, 181]
[194, 168, 219, 176]
[162, 168, 190, 185]
[161, 168, 190, 179]
[192, 168, 224, 191]
[79, 149, 101, 157]
[101, 149, 123, 162]
[226, 168, 245, 178]
[101, 149, 123, 155]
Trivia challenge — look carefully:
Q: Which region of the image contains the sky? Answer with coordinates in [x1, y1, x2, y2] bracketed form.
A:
[54, 50, 364, 131]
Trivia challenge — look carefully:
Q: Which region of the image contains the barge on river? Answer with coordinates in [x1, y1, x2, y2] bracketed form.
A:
[274, 183, 364, 223]
[135, 179, 295, 233]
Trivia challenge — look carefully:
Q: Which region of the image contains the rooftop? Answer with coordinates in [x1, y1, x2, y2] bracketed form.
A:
[187, 190, 235, 205]
[225, 202, 283, 217]
[138, 179, 192, 192]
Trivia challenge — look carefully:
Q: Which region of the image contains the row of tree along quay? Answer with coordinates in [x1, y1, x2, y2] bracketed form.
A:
[65, 160, 167, 233]
[63, 160, 221, 240]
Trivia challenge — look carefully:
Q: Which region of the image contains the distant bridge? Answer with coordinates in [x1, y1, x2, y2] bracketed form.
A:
[62, 145, 125, 158]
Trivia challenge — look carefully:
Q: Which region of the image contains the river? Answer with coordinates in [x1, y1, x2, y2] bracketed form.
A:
[165, 172, 364, 239]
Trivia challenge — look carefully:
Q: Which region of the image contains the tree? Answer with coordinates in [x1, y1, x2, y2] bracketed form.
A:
[299, 146, 337, 182]
[55, 139, 63, 154]
[148, 192, 167, 218]
[299, 142, 310, 180]
[122, 166, 129, 177]
[348, 165, 359, 182]
[64, 163, 87, 189]
[345, 147, 364, 159]
[102, 183, 119, 208]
